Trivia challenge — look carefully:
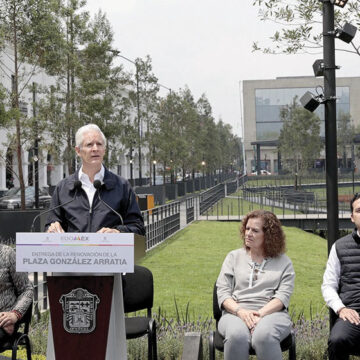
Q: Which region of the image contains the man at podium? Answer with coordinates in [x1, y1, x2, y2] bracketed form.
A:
[45, 123, 145, 235]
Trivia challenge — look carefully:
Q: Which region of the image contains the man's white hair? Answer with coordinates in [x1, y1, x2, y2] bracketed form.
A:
[75, 124, 107, 148]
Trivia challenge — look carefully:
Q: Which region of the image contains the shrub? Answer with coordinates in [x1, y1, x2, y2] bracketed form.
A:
[20, 307, 340, 360]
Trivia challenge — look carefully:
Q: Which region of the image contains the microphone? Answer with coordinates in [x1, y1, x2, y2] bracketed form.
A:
[30, 180, 82, 232]
[93, 180, 124, 226]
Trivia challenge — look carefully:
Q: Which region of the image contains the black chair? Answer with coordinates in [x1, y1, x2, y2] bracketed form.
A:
[209, 283, 296, 360]
[122, 265, 157, 360]
[0, 302, 32, 360]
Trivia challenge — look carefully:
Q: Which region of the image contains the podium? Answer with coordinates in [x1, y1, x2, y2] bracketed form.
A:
[16, 232, 146, 360]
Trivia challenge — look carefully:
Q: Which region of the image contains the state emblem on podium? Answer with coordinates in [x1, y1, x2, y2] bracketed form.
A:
[60, 288, 100, 334]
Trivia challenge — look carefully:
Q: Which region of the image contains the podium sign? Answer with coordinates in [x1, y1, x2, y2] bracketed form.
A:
[15, 232, 145, 359]
[16, 232, 134, 273]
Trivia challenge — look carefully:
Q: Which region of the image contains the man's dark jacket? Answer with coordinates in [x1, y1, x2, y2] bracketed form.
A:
[45, 168, 145, 235]
[336, 231, 360, 311]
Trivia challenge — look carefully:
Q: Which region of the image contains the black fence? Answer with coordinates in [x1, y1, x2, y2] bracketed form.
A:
[186, 197, 196, 224]
[226, 180, 238, 195]
[242, 185, 351, 215]
[199, 184, 225, 215]
[142, 201, 181, 250]
[134, 173, 237, 206]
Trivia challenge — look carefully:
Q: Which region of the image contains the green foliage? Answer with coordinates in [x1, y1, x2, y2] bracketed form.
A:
[154, 87, 241, 178]
[0, 0, 66, 208]
[278, 97, 323, 182]
[133, 55, 160, 177]
[252, 0, 360, 56]
[337, 111, 354, 168]
[1, 350, 45, 360]
[76, 10, 132, 167]
[292, 313, 329, 360]
[0, 84, 10, 127]
[29, 310, 49, 355]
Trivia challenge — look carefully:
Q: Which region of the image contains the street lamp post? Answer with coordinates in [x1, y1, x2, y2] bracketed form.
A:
[32, 82, 39, 208]
[127, 145, 133, 185]
[302, 1, 356, 252]
[352, 143, 355, 194]
[323, 0, 339, 252]
[130, 158, 133, 183]
[153, 160, 156, 185]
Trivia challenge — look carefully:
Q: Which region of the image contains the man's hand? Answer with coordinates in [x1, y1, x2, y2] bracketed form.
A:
[47, 221, 64, 233]
[97, 227, 120, 233]
[338, 307, 360, 325]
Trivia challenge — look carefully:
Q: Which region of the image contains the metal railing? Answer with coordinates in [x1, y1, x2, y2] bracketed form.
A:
[142, 201, 181, 250]
[242, 185, 350, 215]
[186, 197, 196, 224]
[199, 184, 225, 215]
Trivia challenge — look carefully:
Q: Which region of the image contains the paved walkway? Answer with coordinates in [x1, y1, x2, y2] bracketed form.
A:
[180, 200, 187, 229]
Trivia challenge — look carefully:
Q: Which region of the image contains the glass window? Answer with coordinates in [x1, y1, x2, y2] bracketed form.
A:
[255, 86, 349, 140]
[256, 122, 283, 140]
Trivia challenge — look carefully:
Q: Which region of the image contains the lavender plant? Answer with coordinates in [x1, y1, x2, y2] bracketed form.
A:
[25, 306, 343, 360]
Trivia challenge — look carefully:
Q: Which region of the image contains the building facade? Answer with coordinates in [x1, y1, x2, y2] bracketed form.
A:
[242, 76, 360, 174]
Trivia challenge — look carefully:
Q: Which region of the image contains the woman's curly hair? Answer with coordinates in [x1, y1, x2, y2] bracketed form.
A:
[240, 210, 286, 258]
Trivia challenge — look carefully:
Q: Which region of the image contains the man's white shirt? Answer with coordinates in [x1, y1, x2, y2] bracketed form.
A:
[321, 232, 360, 314]
[78, 165, 105, 208]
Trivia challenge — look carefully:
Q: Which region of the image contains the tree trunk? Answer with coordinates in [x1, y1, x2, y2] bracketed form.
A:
[66, 14, 74, 175]
[12, 9, 25, 209]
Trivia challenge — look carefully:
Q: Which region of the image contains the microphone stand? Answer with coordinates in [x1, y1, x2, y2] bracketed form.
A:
[30, 181, 82, 232]
[93, 180, 124, 226]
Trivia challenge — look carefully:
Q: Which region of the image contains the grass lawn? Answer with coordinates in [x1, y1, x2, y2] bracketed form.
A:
[139, 221, 329, 321]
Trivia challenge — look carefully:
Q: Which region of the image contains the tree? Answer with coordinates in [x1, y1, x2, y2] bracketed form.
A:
[252, 0, 360, 56]
[133, 56, 159, 182]
[76, 10, 132, 167]
[177, 87, 200, 179]
[278, 97, 323, 187]
[216, 120, 238, 174]
[56, 0, 89, 175]
[196, 94, 218, 175]
[154, 90, 184, 182]
[0, 0, 63, 208]
[337, 111, 354, 169]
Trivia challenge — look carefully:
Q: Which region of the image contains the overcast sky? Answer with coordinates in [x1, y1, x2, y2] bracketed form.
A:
[85, 0, 360, 137]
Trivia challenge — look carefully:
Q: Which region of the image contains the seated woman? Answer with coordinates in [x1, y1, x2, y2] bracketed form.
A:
[217, 210, 295, 360]
[0, 244, 33, 342]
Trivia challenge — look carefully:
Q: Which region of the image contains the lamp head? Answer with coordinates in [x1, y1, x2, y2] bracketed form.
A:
[300, 91, 322, 112]
[330, 0, 348, 7]
[336, 22, 357, 43]
[312, 59, 324, 77]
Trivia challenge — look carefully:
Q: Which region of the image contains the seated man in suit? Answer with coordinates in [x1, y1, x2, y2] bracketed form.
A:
[322, 193, 360, 360]
[45, 123, 145, 235]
